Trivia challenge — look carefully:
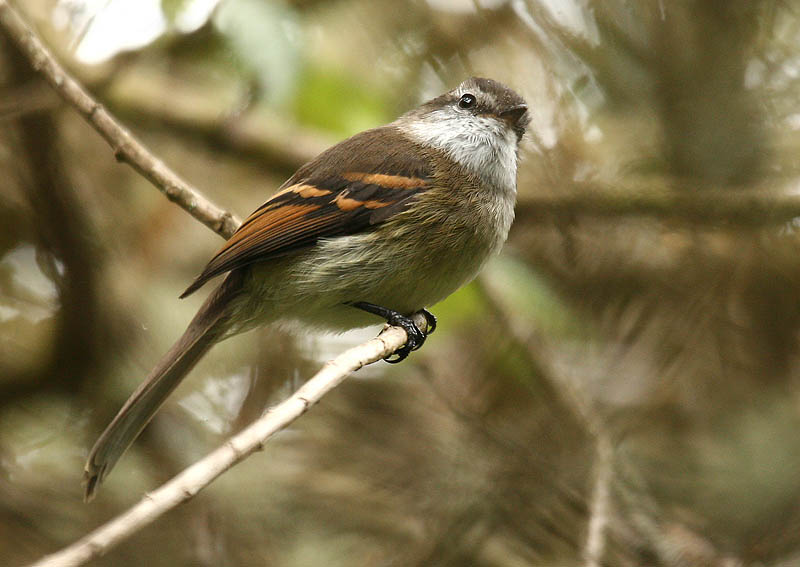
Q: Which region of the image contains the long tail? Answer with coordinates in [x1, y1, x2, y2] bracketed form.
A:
[84, 273, 243, 501]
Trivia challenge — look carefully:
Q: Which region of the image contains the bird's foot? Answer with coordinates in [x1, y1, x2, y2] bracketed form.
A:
[349, 302, 436, 363]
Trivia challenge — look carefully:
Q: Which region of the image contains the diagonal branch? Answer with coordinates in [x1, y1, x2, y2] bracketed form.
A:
[0, 7, 430, 567]
[26, 321, 423, 567]
[6, 0, 799, 238]
[0, 5, 447, 567]
[0, 1, 240, 239]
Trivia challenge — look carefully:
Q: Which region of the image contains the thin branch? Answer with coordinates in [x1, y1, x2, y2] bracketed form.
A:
[5, 0, 797, 235]
[0, 7, 429, 566]
[26, 322, 422, 567]
[583, 435, 613, 567]
[476, 273, 616, 564]
[6, 2, 800, 238]
[516, 186, 800, 226]
[98, 69, 333, 171]
[0, 1, 240, 239]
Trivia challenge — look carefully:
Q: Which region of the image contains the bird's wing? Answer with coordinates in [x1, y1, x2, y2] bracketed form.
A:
[181, 126, 433, 297]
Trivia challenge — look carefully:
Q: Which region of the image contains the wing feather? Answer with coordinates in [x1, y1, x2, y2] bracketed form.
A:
[181, 127, 432, 298]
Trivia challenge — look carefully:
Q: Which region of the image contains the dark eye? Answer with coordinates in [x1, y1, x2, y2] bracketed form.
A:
[458, 93, 476, 109]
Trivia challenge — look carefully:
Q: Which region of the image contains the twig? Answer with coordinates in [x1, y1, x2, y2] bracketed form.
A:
[5, 0, 797, 235]
[0, 1, 240, 239]
[6, 2, 800, 238]
[0, 7, 427, 566]
[26, 322, 421, 567]
[476, 273, 616, 565]
[584, 435, 613, 567]
[516, 186, 800, 226]
[99, 69, 332, 171]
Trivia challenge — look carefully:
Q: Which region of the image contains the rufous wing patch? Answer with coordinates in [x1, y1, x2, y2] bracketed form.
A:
[342, 172, 427, 189]
[181, 162, 432, 297]
[332, 191, 392, 212]
[296, 184, 332, 198]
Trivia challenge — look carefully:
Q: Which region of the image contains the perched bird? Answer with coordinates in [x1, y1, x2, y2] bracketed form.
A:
[85, 77, 529, 499]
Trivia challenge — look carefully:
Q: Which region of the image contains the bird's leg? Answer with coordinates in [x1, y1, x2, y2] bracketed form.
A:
[349, 302, 436, 363]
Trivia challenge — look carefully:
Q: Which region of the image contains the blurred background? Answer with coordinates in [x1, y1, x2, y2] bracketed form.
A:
[3, 0, 800, 565]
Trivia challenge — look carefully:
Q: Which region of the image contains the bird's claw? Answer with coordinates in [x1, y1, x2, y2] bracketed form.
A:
[383, 313, 426, 363]
[349, 302, 436, 363]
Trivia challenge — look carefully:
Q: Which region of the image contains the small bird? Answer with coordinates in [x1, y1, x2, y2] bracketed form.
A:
[84, 77, 529, 499]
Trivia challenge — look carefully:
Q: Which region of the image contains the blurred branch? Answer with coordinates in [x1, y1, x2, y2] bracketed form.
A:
[0, 1, 240, 239]
[476, 273, 618, 562]
[516, 185, 800, 225]
[0, 29, 106, 402]
[0, 80, 58, 119]
[100, 69, 332, 172]
[474, 273, 595, 428]
[583, 436, 613, 567]
[27, 319, 426, 567]
[3, 3, 794, 239]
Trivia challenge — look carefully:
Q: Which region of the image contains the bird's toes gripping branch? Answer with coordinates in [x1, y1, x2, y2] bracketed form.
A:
[349, 302, 437, 363]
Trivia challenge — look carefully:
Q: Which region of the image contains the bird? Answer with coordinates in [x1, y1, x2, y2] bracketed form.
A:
[84, 76, 529, 500]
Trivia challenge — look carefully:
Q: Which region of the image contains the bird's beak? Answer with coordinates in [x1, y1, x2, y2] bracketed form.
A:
[498, 104, 528, 127]
[498, 104, 529, 141]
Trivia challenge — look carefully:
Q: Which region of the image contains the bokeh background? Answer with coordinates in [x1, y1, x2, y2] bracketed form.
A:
[3, 0, 800, 565]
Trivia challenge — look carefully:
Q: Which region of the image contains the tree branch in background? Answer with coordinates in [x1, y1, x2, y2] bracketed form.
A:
[475, 273, 614, 566]
[0, 1, 240, 239]
[5, 0, 798, 238]
[99, 67, 332, 172]
[26, 321, 425, 567]
[583, 436, 613, 567]
[0, 29, 105, 403]
[516, 185, 800, 226]
[0, 7, 434, 567]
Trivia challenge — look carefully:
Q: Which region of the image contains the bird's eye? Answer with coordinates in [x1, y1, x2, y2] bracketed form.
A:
[458, 93, 476, 109]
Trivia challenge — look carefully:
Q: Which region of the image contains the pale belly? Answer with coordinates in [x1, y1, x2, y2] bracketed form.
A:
[238, 215, 509, 332]
[232, 185, 515, 333]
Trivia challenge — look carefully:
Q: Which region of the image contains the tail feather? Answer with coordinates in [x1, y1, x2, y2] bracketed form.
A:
[84, 273, 242, 501]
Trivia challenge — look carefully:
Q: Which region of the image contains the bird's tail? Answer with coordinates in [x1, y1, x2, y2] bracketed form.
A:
[84, 273, 243, 501]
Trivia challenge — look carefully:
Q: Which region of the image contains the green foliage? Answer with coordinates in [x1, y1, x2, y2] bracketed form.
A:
[487, 255, 580, 338]
[213, 0, 301, 104]
[293, 66, 392, 135]
[430, 279, 487, 334]
[160, 0, 191, 23]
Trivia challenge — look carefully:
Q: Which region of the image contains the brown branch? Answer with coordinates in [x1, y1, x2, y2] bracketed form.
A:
[516, 185, 800, 226]
[4, 2, 799, 240]
[0, 30, 104, 403]
[0, 1, 240, 239]
[3, 0, 794, 238]
[98, 67, 333, 172]
[583, 436, 613, 567]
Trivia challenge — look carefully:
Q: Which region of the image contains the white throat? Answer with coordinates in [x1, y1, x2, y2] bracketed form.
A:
[399, 111, 519, 194]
